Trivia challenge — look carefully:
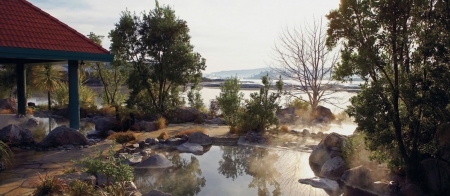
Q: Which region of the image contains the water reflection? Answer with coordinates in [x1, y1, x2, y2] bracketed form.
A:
[135, 152, 206, 196]
[136, 146, 328, 196]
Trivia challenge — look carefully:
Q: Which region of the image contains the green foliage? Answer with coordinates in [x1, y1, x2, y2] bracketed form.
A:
[327, 0, 450, 181]
[0, 141, 13, 167]
[340, 134, 364, 168]
[239, 75, 283, 132]
[75, 145, 134, 191]
[216, 76, 244, 128]
[51, 71, 97, 108]
[284, 98, 309, 111]
[110, 2, 206, 115]
[68, 179, 98, 196]
[0, 64, 36, 99]
[31, 64, 63, 111]
[32, 173, 68, 196]
[187, 84, 205, 110]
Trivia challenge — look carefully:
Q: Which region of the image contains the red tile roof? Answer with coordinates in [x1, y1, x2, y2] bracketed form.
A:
[0, 0, 109, 54]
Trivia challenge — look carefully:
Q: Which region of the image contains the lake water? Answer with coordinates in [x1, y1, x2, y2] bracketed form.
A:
[135, 145, 329, 196]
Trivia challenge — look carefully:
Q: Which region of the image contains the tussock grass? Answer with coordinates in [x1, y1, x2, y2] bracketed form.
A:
[280, 125, 289, 133]
[174, 127, 206, 138]
[155, 117, 166, 130]
[157, 132, 169, 140]
[107, 131, 137, 146]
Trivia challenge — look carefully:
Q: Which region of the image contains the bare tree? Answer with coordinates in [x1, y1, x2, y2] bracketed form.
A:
[271, 18, 339, 111]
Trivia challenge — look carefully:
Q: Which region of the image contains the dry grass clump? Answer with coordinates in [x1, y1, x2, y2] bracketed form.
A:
[32, 172, 68, 196]
[157, 131, 169, 140]
[26, 107, 34, 114]
[99, 105, 116, 116]
[107, 131, 137, 146]
[0, 109, 13, 114]
[229, 126, 240, 134]
[280, 125, 289, 133]
[174, 127, 206, 138]
[155, 117, 166, 130]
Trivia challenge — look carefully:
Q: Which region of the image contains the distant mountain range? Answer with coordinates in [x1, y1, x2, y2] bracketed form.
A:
[204, 67, 275, 79]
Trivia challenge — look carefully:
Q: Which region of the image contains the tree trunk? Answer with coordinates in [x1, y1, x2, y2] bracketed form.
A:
[47, 91, 51, 111]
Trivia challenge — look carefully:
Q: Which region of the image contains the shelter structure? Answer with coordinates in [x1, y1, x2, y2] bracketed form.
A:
[0, 0, 113, 129]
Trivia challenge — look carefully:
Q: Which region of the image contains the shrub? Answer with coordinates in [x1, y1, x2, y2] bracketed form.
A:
[174, 127, 206, 137]
[26, 107, 34, 114]
[155, 117, 166, 130]
[32, 127, 47, 143]
[32, 172, 68, 196]
[75, 145, 134, 192]
[157, 132, 168, 140]
[68, 179, 98, 196]
[209, 99, 220, 117]
[0, 109, 13, 114]
[280, 125, 289, 133]
[107, 131, 136, 147]
[99, 105, 116, 116]
[0, 141, 13, 167]
[216, 76, 244, 128]
[340, 133, 365, 168]
[229, 126, 240, 134]
[285, 98, 310, 111]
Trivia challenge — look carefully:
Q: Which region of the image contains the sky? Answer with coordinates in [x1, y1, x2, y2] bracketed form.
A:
[29, 0, 340, 73]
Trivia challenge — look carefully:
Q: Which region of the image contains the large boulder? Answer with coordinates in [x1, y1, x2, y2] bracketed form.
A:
[177, 142, 203, 154]
[0, 124, 33, 145]
[298, 177, 342, 195]
[173, 107, 207, 123]
[166, 138, 187, 146]
[205, 118, 226, 125]
[39, 125, 88, 147]
[340, 166, 376, 190]
[138, 121, 157, 132]
[421, 158, 450, 195]
[313, 106, 334, 123]
[0, 97, 16, 111]
[135, 154, 173, 169]
[93, 116, 117, 134]
[309, 132, 347, 175]
[319, 156, 348, 180]
[188, 132, 212, 145]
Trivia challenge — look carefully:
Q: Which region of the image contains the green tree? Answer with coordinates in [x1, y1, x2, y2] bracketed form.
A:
[109, 2, 206, 115]
[327, 0, 450, 183]
[187, 83, 205, 111]
[240, 75, 283, 132]
[216, 76, 244, 129]
[87, 32, 127, 120]
[31, 64, 63, 110]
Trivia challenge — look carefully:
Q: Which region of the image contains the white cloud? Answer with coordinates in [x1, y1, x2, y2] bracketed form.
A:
[29, 0, 340, 73]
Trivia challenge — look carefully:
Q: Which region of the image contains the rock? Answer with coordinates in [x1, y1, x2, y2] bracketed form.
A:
[135, 154, 173, 169]
[39, 125, 88, 147]
[421, 158, 450, 195]
[158, 139, 165, 144]
[54, 107, 88, 119]
[237, 136, 246, 145]
[205, 118, 226, 125]
[299, 177, 342, 195]
[138, 121, 157, 132]
[173, 107, 207, 123]
[86, 130, 103, 138]
[341, 166, 375, 190]
[132, 143, 139, 148]
[93, 116, 117, 133]
[188, 132, 212, 145]
[27, 102, 36, 107]
[314, 106, 334, 122]
[166, 138, 187, 146]
[138, 141, 146, 149]
[302, 129, 311, 137]
[143, 189, 171, 196]
[127, 154, 143, 165]
[145, 138, 158, 145]
[286, 141, 297, 147]
[317, 132, 324, 138]
[177, 142, 203, 154]
[107, 130, 115, 136]
[309, 132, 347, 175]
[319, 156, 348, 180]
[63, 144, 74, 150]
[0, 97, 16, 111]
[140, 149, 152, 156]
[27, 118, 39, 127]
[0, 124, 33, 145]
[400, 183, 424, 196]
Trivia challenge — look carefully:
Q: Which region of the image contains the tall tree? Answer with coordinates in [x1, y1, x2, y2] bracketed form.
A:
[271, 19, 338, 112]
[109, 1, 206, 115]
[88, 32, 127, 120]
[31, 64, 63, 110]
[327, 0, 450, 183]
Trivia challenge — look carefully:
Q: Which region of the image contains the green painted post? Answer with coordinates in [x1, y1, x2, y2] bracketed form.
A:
[16, 62, 26, 115]
[68, 60, 79, 129]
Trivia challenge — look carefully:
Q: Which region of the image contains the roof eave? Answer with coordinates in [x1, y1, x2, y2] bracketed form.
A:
[0, 46, 114, 62]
